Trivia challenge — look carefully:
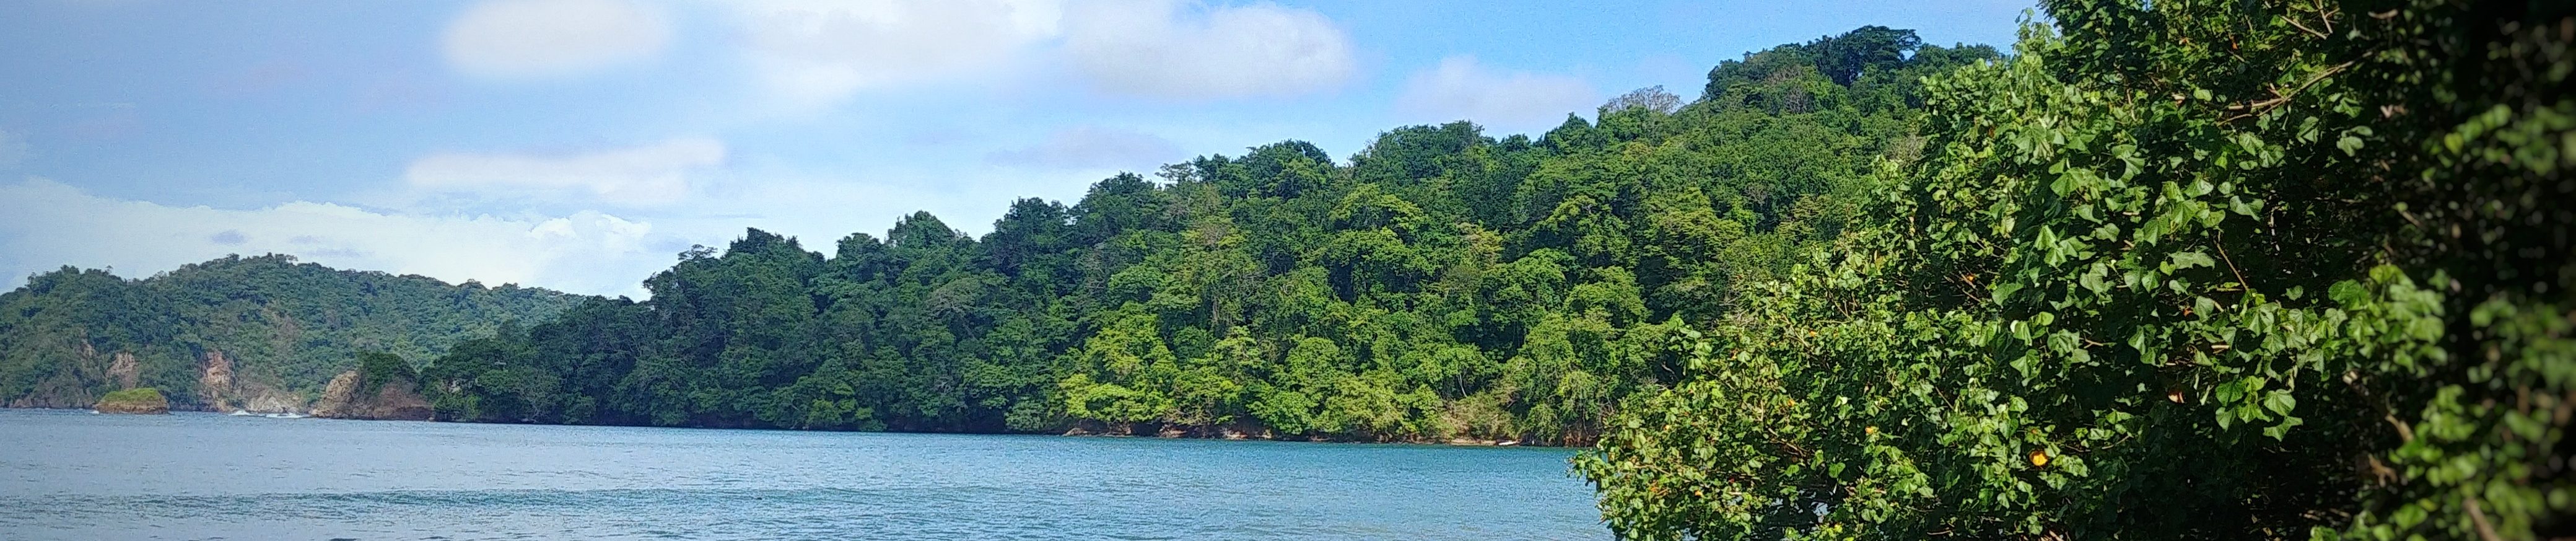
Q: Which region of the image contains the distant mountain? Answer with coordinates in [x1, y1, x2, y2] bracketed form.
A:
[0, 254, 588, 411]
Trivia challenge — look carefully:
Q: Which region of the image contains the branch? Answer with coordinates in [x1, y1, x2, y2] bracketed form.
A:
[2214, 230, 2253, 291]
[2464, 496, 2505, 541]
[2220, 61, 2357, 123]
[2286, 16, 2329, 39]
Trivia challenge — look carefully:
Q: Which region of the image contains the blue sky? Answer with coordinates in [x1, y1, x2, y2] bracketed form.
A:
[0, 0, 2032, 297]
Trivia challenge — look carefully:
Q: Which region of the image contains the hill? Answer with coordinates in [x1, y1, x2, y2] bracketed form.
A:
[408, 8, 2574, 538]
[411, 26, 1997, 442]
[0, 254, 585, 411]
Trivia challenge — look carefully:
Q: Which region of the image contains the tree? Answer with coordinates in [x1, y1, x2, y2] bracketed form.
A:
[1602, 86, 1682, 115]
[1579, 2, 2573, 540]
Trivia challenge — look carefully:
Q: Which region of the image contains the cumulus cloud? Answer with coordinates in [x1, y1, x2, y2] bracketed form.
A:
[1396, 56, 1599, 132]
[987, 126, 1182, 170]
[733, 0, 1063, 105]
[717, 0, 1358, 103]
[403, 138, 725, 206]
[1064, 0, 1356, 100]
[0, 178, 662, 296]
[442, 0, 671, 78]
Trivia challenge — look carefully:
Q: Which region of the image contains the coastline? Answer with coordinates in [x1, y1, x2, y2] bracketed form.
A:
[1, 405, 1570, 447]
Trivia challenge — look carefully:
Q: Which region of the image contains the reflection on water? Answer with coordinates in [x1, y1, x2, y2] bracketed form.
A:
[0, 409, 1606, 540]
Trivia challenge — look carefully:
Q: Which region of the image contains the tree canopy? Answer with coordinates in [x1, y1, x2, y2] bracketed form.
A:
[1578, 1, 2573, 540]
[404, 26, 1999, 441]
[3, 3, 2563, 539]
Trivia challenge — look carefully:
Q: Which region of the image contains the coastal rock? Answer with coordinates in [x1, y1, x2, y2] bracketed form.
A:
[194, 349, 312, 413]
[94, 387, 170, 415]
[196, 349, 235, 410]
[107, 352, 139, 389]
[311, 369, 432, 421]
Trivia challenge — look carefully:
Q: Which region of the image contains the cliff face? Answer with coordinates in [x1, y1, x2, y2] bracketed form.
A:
[107, 351, 138, 389]
[196, 349, 233, 407]
[193, 349, 305, 413]
[311, 369, 430, 421]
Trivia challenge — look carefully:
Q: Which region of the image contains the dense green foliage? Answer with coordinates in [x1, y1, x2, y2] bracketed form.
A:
[0, 255, 582, 408]
[1577, 1, 2572, 540]
[354, 350, 416, 396]
[94, 386, 169, 414]
[11, 4, 2559, 538]
[414, 28, 1997, 441]
[97, 387, 166, 405]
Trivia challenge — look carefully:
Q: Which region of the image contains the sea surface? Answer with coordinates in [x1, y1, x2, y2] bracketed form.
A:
[0, 408, 1609, 540]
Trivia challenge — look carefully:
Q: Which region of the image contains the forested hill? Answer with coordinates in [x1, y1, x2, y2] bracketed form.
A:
[408, 27, 1996, 440]
[403, 2, 2576, 535]
[0, 255, 584, 410]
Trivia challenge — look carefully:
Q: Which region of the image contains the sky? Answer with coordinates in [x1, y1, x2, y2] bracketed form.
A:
[0, 0, 2033, 298]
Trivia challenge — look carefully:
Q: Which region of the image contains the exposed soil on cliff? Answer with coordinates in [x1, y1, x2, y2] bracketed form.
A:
[311, 370, 431, 421]
[194, 349, 307, 413]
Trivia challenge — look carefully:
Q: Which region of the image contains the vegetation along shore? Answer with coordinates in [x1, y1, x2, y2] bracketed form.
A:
[2, 0, 2566, 539]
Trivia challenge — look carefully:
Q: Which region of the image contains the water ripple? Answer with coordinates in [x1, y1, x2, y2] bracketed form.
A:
[0, 410, 1605, 540]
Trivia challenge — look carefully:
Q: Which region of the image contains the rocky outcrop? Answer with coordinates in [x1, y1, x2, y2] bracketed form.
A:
[94, 387, 170, 414]
[236, 387, 304, 413]
[311, 369, 431, 421]
[196, 349, 234, 408]
[107, 351, 139, 389]
[192, 349, 306, 413]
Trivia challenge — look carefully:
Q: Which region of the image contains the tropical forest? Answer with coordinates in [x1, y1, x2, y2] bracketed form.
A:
[1, 0, 2566, 539]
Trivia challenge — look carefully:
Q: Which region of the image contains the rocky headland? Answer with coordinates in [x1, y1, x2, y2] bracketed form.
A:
[310, 369, 432, 421]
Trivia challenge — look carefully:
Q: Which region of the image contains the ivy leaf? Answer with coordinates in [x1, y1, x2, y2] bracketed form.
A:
[2168, 251, 2216, 271]
[2261, 390, 2295, 416]
[2216, 379, 2245, 403]
[2263, 416, 2303, 440]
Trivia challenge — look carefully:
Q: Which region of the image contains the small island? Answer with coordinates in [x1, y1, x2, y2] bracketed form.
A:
[94, 388, 170, 415]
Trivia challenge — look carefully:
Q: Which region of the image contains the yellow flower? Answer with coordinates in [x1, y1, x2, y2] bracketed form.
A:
[2029, 451, 2050, 467]
[1864, 426, 1879, 436]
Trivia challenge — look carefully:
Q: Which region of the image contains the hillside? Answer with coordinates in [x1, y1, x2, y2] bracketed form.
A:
[9, 2, 2566, 537]
[411, 27, 1996, 441]
[403, 4, 2575, 539]
[0, 254, 585, 410]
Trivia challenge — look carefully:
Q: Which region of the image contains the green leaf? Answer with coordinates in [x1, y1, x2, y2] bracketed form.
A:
[2262, 390, 2295, 416]
[2168, 251, 2216, 270]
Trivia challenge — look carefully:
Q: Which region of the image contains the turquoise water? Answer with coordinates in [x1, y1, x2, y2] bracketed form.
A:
[0, 409, 1608, 540]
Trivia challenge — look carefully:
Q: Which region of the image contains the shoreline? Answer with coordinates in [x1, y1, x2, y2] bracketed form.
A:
[2, 406, 1572, 448]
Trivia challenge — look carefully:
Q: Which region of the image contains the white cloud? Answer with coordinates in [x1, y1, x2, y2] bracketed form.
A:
[1064, 0, 1356, 100]
[733, 0, 1064, 106]
[717, 0, 1358, 104]
[442, 0, 672, 78]
[1396, 56, 1599, 133]
[403, 138, 725, 206]
[0, 161, 1133, 299]
[988, 125, 1181, 170]
[0, 178, 662, 297]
